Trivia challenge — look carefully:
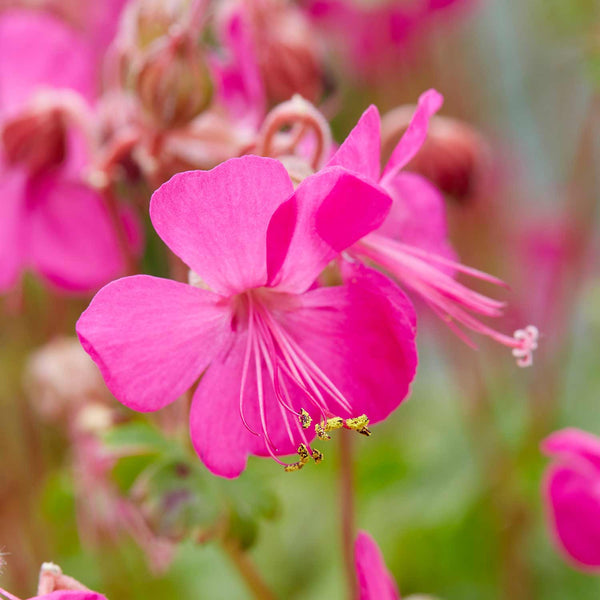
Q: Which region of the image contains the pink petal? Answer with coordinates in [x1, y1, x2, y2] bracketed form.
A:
[26, 175, 135, 293]
[355, 531, 401, 600]
[542, 428, 600, 473]
[210, 6, 266, 129]
[380, 89, 443, 186]
[379, 172, 455, 260]
[0, 10, 95, 114]
[326, 105, 382, 181]
[544, 464, 600, 569]
[267, 168, 392, 293]
[189, 330, 313, 479]
[0, 161, 27, 292]
[150, 156, 294, 296]
[283, 264, 417, 423]
[29, 593, 108, 600]
[77, 275, 231, 413]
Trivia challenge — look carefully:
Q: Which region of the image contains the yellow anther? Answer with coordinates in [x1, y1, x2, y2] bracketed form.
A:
[312, 449, 324, 464]
[345, 415, 369, 430]
[283, 443, 311, 473]
[315, 423, 330, 440]
[299, 408, 312, 429]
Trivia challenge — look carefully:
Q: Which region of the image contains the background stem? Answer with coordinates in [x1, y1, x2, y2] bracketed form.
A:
[339, 431, 358, 600]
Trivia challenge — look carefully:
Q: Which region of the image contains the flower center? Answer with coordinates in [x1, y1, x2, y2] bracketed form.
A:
[234, 289, 371, 471]
[1, 107, 67, 175]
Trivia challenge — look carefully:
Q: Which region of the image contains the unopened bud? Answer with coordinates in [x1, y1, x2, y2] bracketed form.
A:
[135, 33, 213, 129]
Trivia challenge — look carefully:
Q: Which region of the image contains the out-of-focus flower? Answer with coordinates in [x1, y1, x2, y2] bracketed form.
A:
[355, 531, 401, 600]
[24, 337, 110, 422]
[0, 10, 139, 293]
[381, 107, 492, 204]
[326, 89, 538, 366]
[217, 0, 325, 106]
[542, 428, 600, 570]
[0, 562, 107, 600]
[307, 0, 469, 80]
[77, 155, 417, 478]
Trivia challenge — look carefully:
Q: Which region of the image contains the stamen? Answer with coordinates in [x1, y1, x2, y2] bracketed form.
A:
[315, 416, 344, 440]
[283, 444, 311, 472]
[357, 235, 539, 367]
[299, 408, 312, 429]
[345, 415, 372, 436]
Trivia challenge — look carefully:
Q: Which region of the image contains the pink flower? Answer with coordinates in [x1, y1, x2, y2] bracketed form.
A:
[355, 531, 401, 600]
[326, 89, 538, 366]
[0, 562, 107, 600]
[542, 428, 600, 570]
[77, 155, 418, 478]
[0, 10, 139, 293]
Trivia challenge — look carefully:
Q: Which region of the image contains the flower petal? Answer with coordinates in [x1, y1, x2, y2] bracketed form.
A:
[282, 263, 417, 423]
[379, 172, 455, 259]
[380, 89, 443, 186]
[0, 10, 95, 114]
[150, 156, 294, 296]
[0, 160, 27, 292]
[27, 175, 138, 293]
[355, 531, 401, 600]
[190, 330, 313, 478]
[267, 168, 392, 293]
[77, 275, 230, 412]
[29, 593, 108, 600]
[326, 105, 381, 180]
[544, 464, 600, 570]
[542, 428, 600, 473]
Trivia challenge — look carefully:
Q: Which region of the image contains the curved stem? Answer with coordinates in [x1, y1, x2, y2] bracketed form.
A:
[339, 431, 358, 600]
[219, 537, 278, 600]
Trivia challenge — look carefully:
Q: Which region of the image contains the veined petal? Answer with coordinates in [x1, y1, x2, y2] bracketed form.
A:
[77, 275, 231, 413]
[267, 168, 392, 293]
[326, 105, 382, 180]
[150, 156, 294, 296]
[355, 531, 401, 600]
[282, 263, 417, 423]
[379, 172, 455, 260]
[0, 10, 95, 114]
[380, 89, 443, 186]
[0, 159, 27, 292]
[27, 175, 139, 293]
[190, 330, 314, 479]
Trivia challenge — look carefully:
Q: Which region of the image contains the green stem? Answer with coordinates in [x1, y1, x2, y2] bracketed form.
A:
[339, 431, 358, 600]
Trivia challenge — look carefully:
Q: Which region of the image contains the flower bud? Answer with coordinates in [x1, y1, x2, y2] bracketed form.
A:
[135, 33, 213, 129]
[220, 0, 325, 104]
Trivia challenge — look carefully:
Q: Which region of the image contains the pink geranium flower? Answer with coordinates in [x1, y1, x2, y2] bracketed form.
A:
[355, 531, 401, 600]
[77, 156, 418, 478]
[542, 428, 600, 570]
[0, 10, 138, 293]
[0, 591, 106, 600]
[326, 89, 538, 366]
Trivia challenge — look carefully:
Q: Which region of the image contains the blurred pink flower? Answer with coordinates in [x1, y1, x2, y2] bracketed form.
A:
[542, 428, 600, 570]
[307, 0, 469, 80]
[77, 155, 417, 477]
[355, 531, 401, 600]
[0, 10, 139, 293]
[0, 562, 107, 600]
[327, 89, 538, 366]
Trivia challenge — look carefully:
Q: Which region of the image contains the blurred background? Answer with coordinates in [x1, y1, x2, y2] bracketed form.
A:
[1, 0, 599, 598]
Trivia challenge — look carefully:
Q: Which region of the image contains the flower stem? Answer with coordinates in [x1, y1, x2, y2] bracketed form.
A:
[339, 431, 358, 600]
[219, 537, 278, 600]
